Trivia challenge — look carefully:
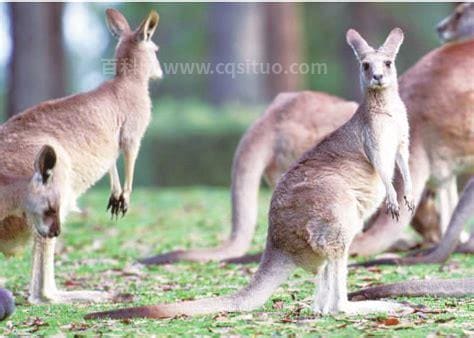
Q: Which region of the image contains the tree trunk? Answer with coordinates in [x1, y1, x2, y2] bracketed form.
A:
[208, 3, 264, 105]
[263, 3, 304, 100]
[7, 3, 65, 117]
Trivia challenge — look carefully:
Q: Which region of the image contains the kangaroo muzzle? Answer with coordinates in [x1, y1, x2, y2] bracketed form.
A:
[44, 207, 61, 238]
[47, 218, 61, 238]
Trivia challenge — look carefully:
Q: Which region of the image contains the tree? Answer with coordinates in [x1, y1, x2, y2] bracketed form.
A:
[7, 3, 65, 117]
[263, 3, 304, 100]
[208, 3, 265, 105]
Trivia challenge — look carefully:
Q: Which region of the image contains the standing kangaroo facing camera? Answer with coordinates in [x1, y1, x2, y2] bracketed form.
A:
[350, 7, 474, 256]
[0, 8, 161, 314]
[86, 28, 414, 320]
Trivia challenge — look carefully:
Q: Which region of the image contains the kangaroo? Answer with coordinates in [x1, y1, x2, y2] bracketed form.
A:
[141, 5, 474, 265]
[437, 3, 474, 43]
[349, 179, 474, 299]
[0, 8, 161, 313]
[350, 25, 474, 256]
[408, 2, 474, 246]
[87, 28, 414, 320]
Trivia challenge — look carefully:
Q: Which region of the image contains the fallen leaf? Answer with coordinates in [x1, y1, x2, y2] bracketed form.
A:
[61, 322, 91, 331]
[24, 317, 48, 333]
[378, 317, 400, 326]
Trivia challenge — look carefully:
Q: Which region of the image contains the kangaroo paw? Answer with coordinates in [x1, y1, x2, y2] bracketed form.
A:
[386, 201, 400, 221]
[107, 193, 128, 218]
[404, 195, 415, 214]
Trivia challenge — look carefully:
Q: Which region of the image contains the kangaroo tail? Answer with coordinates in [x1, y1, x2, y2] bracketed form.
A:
[140, 121, 273, 265]
[349, 278, 474, 300]
[349, 255, 425, 267]
[87, 246, 295, 320]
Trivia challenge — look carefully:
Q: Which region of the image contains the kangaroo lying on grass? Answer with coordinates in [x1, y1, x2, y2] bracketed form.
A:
[87, 28, 415, 320]
[349, 178, 474, 299]
[0, 8, 161, 317]
[142, 4, 474, 265]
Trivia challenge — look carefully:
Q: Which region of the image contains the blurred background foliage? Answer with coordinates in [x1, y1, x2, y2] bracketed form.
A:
[0, 3, 452, 186]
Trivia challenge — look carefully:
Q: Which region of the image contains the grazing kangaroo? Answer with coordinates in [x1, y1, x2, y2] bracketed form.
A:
[0, 8, 161, 313]
[87, 28, 413, 320]
[349, 179, 474, 299]
[142, 5, 474, 265]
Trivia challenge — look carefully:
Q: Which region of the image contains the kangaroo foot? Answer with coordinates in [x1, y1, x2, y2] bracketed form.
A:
[29, 289, 112, 304]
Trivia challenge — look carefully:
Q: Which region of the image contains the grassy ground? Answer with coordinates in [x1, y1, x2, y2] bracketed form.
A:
[0, 187, 472, 336]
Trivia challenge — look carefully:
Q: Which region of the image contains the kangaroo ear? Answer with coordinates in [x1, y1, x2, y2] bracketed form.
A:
[346, 29, 374, 60]
[135, 10, 160, 42]
[34, 145, 57, 185]
[105, 8, 131, 39]
[379, 27, 404, 57]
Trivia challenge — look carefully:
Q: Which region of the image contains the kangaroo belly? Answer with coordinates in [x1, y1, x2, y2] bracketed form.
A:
[0, 215, 32, 256]
[70, 145, 119, 196]
[352, 176, 386, 220]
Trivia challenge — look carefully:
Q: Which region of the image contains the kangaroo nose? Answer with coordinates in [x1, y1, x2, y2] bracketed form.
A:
[48, 227, 61, 238]
[47, 217, 61, 238]
[373, 74, 383, 81]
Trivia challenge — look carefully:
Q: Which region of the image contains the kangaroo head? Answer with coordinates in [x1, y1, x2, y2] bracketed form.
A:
[346, 28, 404, 91]
[106, 8, 162, 80]
[437, 3, 474, 43]
[25, 145, 61, 238]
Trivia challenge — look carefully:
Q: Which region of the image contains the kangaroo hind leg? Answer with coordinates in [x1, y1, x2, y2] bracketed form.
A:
[29, 234, 112, 304]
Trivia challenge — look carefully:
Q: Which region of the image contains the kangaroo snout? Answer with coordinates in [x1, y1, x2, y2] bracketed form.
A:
[370, 73, 385, 88]
[436, 21, 449, 39]
[436, 23, 445, 33]
[44, 207, 61, 238]
[372, 74, 383, 81]
[47, 222, 61, 238]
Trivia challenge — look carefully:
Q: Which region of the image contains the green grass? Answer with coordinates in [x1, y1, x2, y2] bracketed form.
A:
[0, 187, 472, 336]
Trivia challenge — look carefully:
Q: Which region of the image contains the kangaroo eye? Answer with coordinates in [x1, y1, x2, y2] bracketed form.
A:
[385, 60, 392, 68]
[362, 62, 370, 71]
